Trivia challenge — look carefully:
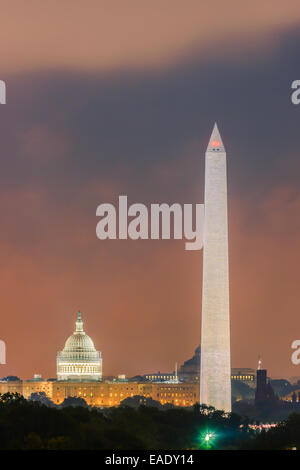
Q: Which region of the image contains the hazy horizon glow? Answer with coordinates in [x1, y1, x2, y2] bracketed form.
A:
[0, 2, 300, 381]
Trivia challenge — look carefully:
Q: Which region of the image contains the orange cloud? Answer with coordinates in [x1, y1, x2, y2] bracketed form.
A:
[230, 186, 300, 379]
[1, 181, 300, 380]
[1, 0, 300, 73]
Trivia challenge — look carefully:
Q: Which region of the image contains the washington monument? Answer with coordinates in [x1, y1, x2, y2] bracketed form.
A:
[200, 123, 231, 412]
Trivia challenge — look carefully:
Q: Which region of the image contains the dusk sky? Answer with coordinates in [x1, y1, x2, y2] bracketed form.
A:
[1, 1, 300, 380]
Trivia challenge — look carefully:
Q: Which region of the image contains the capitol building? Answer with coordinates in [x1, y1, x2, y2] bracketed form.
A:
[0, 310, 257, 408]
[0, 311, 198, 407]
[56, 311, 102, 381]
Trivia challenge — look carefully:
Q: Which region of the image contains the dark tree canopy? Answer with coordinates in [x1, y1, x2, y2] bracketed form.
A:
[0, 393, 247, 450]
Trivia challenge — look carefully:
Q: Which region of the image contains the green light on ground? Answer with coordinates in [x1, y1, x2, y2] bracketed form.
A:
[200, 431, 216, 449]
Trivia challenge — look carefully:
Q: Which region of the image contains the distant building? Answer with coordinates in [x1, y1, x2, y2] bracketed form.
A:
[144, 372, 177, 382]
[143, 347, 255, 387]
[231, 368, 256, 387]
[178, 346, 200, 382]
[0, 376, 20, 382]
[30, 374, 44, 382]
[117, 374, 126, 381]
[289, 376, 300, 385]
[255, 363, 276, 405]
[285, 390, 300, 403]
[57, 311, 102, 381]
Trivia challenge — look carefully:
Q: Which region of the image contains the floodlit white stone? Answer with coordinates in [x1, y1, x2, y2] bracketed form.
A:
[57, 311, 102, 381]
[200, 123, 231, 412]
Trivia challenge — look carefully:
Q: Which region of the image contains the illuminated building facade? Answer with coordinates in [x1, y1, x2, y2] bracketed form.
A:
[0, 310, 199, 407]
[0, 379, 199, 408]
[231, 368, 256, 387]
[144, 373, 177, 382]
[57, 311, 102, 381]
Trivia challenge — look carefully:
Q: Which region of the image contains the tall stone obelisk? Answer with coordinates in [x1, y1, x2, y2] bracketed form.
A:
[200, 123, 231, 412]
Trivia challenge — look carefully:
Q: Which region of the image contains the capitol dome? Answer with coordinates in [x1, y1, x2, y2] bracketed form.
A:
[57, 311, 102, 381]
